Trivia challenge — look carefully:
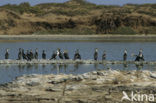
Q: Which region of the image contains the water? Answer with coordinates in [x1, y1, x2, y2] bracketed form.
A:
[0, 41, 156, 61]
[0, 41, 156, 84]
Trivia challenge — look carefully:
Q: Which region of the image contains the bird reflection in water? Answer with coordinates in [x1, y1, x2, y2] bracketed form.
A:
[73, 63, 79, 72]
[58, 64, 63, 70]
[26, 64, 33, 71]
[135, 63, 144, 78]
[42, 64, 46, 69]
[13, 62, 144, 76]
[102, 63, 108, 70]
[63, 64, 68, 73]
[68, 63, 79, 73]
[50, 64, 68, 74]
[123, 63, 128, 70]
[5, 64, 10, 69]
[136, 63, 144, 70]
[94, 63, 99, 70]
[18, 64, 25, 72]
[34, 64, 38, 69]
[57, 64, 68, 74]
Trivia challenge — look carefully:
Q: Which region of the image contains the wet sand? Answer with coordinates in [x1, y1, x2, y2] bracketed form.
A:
[0, 59, 155, 65]
[0, 35, 156, 42]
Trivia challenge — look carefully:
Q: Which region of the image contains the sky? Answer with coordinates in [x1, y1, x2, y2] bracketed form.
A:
[0, 0, 156, 6]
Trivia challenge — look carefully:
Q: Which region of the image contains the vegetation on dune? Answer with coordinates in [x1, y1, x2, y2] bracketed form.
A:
[1, 3, 39, 14]
[111, 27, 136, 34]
[34, 28, 95, 35]
[0, 0, 156, 35]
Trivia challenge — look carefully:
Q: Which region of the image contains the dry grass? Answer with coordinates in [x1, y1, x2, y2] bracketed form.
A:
[0, 0, 155, 35]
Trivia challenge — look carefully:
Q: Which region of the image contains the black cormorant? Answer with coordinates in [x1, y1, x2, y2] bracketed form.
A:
[42, 50, 46, 59]
[94, 48, 98, 60]
[74, 49, 81, 60]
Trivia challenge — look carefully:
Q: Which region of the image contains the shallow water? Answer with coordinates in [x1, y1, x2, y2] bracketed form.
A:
[0, 41, 156, 84]
[0, 41, 156, 61]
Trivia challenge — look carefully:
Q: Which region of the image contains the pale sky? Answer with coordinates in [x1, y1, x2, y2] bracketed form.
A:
[0, 0, 156, 6]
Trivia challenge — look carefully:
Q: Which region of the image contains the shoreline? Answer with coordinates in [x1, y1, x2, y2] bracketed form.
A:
[0, 69, 156, 103]
[0, 59, 155, 65]
[0, 34, 156, 42]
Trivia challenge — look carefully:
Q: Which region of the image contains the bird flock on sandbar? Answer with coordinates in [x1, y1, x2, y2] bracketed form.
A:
[3, 48, 145, 62]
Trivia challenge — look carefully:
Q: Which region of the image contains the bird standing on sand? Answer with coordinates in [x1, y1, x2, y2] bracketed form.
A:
[26, 50, 31, 61]
[34, 48, 38, 59]
[22, 49, 27, 60]
[42, 50, 46, 59]
[57, 48, 63, 59]
[123, 49, 127, 61]
[50, 50, 57, 60]
[18, 48, 22, 60]
[30, 49, 34, 60]
[74, 49, 81, 60]
[63, 50, 69, 59]
[135, 49, 144, 61]
[5, 49, 9, 59]
[94, 48, 98, 60]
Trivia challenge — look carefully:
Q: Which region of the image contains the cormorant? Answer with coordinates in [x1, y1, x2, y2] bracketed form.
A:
[26, 50, 31, 61]
[57, 48, 63, 59]
[94, 48, 98, 60]
[18, 48, 22, 60]
[63, 50, 69, 59]
[50, 51, 57, 60]
[74, 49, 81, 60]
[135, 49, 144, 61]
[123, 49, 127, 61]
[34, 48, 38, 59]
[42, 50, 46, 59]
[22, 49, 27, 60]
[5, 49, 9, 59]
[30, 49, 34, 60]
